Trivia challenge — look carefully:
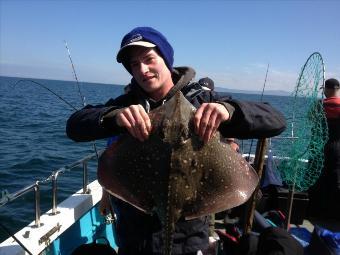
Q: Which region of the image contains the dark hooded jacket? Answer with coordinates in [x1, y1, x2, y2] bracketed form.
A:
[66, 67, 286, 142]
[66, 67, 286, 254]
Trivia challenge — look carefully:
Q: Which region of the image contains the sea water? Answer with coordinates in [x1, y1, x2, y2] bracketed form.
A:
[0, 76, 292, 242]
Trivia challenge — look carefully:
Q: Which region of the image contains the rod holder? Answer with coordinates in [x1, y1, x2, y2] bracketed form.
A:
[244, 138, 268, 234]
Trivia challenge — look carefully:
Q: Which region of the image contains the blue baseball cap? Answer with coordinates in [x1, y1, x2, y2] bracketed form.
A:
[116, 27, 174, 73]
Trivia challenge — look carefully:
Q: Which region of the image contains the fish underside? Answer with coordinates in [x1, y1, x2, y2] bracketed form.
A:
[98, 91, 259, 255]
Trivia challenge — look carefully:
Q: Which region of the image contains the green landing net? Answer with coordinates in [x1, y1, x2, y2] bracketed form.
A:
[277, 52, 328, 192]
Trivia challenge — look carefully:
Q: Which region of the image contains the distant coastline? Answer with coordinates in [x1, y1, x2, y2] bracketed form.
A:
[215, 87, 291, 97]
[0, 75, 291, 97]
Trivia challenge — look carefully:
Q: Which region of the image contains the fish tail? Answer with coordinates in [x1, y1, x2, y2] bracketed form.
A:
[163, 218, 174, 255]
[163, 174, 175, 255]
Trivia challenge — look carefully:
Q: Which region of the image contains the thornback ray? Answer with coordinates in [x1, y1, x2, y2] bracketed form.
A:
[97, 91, 259, 255]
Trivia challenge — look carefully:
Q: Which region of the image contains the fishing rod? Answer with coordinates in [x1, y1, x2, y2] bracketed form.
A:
[64, 40, 86, 107]
[260, 63, 269, 102]
[246, 63, 270, 158]
[243, 63, 270, 234]
[64, 40, 99, 159]
[12, 79, 78, 111]
[12, 42, 99, 158]
[12, 42, 86, 110]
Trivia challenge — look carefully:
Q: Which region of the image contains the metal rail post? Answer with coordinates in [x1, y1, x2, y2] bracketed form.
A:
[34, 182, 41, 227]
[51, 171, 60, 215]
[82, 161, 90, 194]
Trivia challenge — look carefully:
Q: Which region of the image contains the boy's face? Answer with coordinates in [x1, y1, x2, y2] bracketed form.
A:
[128, 47, 173, 101]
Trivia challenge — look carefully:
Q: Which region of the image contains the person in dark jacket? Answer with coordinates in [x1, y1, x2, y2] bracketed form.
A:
[308, 78, 340, 220]
[66, 26, 286, 255]
[198, 77, 215, 91]
[322, 78, 340, 220]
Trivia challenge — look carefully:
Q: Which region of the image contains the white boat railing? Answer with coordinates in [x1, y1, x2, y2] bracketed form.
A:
[0, 149, 104, 228]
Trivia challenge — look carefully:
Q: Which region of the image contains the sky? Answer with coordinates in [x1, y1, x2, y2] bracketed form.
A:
[1, 0, 339, 92]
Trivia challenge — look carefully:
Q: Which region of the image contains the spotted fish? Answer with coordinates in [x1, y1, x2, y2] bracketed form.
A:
[97, 91, 259, 254]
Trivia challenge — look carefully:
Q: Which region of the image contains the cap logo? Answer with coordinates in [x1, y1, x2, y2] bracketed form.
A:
[128, 34, 143, 44]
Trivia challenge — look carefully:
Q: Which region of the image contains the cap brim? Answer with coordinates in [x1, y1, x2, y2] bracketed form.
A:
[202, 86, 211, 91]
[117, 41, 156, 63]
